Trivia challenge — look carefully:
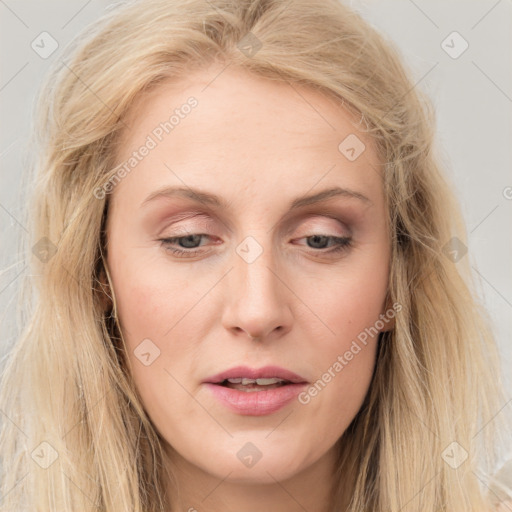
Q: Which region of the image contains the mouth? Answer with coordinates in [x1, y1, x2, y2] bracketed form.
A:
[204, 365, 308, 388]
[203, 365, 308, 416]
[217, 377, 293, 392]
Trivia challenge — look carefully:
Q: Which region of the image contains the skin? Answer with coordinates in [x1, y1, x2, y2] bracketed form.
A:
[105, 61, 393, 512]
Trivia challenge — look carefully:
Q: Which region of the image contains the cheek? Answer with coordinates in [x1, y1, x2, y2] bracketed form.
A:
[111, 272, 202, 427]
[109, 246, 196, 341]
[106, 248, 194, 392]
[293, 258, 387, 421]
[298, 254, 388, 351]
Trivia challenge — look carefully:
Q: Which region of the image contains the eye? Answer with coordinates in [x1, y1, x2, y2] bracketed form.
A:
[159, 234, 212, 258]
[158, 233, 352, 258]
[296, 234, 353, 255]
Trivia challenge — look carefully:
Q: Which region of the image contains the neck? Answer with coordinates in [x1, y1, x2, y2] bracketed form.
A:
[165, 444, 345, 512]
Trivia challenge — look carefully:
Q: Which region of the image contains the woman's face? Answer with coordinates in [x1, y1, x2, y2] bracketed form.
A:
[106, 63, 391, 485]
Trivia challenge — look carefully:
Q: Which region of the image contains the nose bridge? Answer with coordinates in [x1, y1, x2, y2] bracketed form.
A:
[235, 233, 281, 309]
[222, 233, 291, 339]
[238, 237, 276, 298]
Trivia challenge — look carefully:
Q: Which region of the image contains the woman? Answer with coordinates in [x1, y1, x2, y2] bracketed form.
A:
[0, 0, 510, 510]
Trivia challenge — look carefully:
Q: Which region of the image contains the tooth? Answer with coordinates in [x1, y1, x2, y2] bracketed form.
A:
[256, 378, 284, 385]
[225, 377, 287, 386]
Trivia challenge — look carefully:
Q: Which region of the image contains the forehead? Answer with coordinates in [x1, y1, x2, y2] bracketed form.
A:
[119, 63, 370, 151]
[111, 63, 383, 210]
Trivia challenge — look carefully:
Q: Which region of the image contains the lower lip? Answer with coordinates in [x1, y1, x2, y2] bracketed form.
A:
[204, 383, 307, 416]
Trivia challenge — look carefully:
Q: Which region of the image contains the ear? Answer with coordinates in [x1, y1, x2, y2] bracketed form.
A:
[97, 262, 113, 312]
[379, 292, 396, 332]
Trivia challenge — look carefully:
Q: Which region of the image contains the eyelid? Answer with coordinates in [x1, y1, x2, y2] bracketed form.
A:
[290, 215, 352, 237]
[157, 209, 354, 239]
[157, 216, 215, 237]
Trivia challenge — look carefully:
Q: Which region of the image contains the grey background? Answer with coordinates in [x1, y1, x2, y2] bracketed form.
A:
[1, 0, 511, 457]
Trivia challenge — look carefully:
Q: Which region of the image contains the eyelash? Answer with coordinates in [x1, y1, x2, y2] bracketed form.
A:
[158, 233, 353, 258]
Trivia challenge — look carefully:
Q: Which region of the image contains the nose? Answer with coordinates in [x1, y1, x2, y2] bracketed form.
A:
[221, 237, 293, 342]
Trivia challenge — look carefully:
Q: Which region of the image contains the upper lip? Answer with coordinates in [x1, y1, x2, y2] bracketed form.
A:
[203, 365, 308, 384]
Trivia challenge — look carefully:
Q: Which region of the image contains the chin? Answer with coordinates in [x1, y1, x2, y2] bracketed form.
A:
[213, 457, 307, 485]
[198, 439, 314, 484]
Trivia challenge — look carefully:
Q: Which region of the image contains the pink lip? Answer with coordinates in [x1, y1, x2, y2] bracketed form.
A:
[203, 365, 308, 416]
[203, 365, 307, 384]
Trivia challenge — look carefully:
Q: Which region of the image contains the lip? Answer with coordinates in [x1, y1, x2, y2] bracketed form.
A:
[202, 365, 308, 416]
[203, 365, 308, 385]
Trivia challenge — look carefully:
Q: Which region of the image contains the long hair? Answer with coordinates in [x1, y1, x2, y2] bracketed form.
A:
[1, 0, 510, 510]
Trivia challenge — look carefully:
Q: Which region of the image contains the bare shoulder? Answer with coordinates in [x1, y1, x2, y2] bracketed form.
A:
[495, 500, 512, 512]
[487, 459, 512, 512]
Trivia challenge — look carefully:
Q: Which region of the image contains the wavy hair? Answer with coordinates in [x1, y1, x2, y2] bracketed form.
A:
[1, 0, 511, 510]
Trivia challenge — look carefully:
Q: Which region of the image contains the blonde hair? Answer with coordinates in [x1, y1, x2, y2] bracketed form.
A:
[1, 0, 510, 510]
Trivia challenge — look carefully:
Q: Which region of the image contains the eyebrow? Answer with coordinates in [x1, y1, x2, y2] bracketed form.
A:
[141, 185, 373, 210]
